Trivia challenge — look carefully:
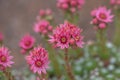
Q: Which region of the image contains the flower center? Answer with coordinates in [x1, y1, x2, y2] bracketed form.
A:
[0, 56, 7, 62]
[75, 36, 80, 41]
[60, 36, 67, 44]
[35, 60, 42, 67]
[99, 13, 107, 19]
[25, 41, 31, 46]
[39, 25, 45, 31]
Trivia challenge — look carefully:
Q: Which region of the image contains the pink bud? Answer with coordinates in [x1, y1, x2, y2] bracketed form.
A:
[48, 26, 53, 31]
[70, 1, 77, 6]
[77, 5, 81, 9]
[21, 49, 27, 54]
[99, 23, 106, 29]
[70, 7, 76, 13]
[39, 10, 45, 16]
[43, 30, 47, 34]
[69, 39, 75, 45]
[62, 3, 69, 10]
[91, 18, 98, 24]
[46, 9, 52, 15]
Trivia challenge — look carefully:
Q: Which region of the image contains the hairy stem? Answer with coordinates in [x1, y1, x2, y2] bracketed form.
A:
[64, 49, 75, 80]
[3, 69, 14, 80]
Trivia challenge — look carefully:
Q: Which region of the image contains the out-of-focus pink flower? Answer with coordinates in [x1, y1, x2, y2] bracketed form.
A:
[70, 7, 76, 13]
[46, 9, 52, 15]
[57, 0, 85, 13]
[90, 6, 114, 29]
[26, 46, 49, 74]
[20, 49, 27, 54]
[34, 20, 53, 35]
[0, 46, 14, 69]
[19, 34, 35, 50]
[49, 22, 84, 49]
[110, 0, 120, 5]
[0, 32, 4, 42]
[39, 10, 46, 16]
[38, 9, 53, 21]
[39, 9, 52, 16]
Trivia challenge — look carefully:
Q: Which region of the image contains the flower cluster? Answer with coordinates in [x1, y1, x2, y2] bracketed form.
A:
[26, 46, 49, 74]
[0, 46, 14, 70]
[49, 22, 84, 49]
[19, 34, 35, 54]
[37, 9, 53, 21]
[90, 6, 114, 29]
[110, 0, 120, 5]
[34, 20, 53, 35]
[57, 0, 85, 13]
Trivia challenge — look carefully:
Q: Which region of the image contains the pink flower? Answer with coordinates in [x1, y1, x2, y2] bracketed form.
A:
[39, 9, 52, 16]
[20, 49, 27, 54]
[26, 46, 49, 74]
[0, 46, 14, 68]
[90, 6, 114, 29]
[96, 7, 114, 23]
[49, 22, 84, 49]
[0, 32, 4, 42]
[34, 20, 53, 35]
[110, 0, 120, 5]
[39, 10, 45, 16]
[46, 9, 52, 15]
[57, 0, 85, 13]
[38, 9, 53, 21]
[19, 34, 35, 50]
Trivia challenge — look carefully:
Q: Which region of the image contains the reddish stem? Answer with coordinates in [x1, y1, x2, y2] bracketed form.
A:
[64, 49, 75, 80]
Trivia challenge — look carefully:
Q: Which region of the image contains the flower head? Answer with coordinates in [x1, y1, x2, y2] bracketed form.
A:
[90, 6, 114, 29]
[26, 46, 49, 74]
[96, 7, 114, 23]
[37, 9, 53, 21]
[49, 22, 84, 49]
[57, 0, 85, 13]
[34, 20, 53, 35]
[19, 34, 35, 50]
[0, 46, 14, 69]
[110, 0, 120, 5]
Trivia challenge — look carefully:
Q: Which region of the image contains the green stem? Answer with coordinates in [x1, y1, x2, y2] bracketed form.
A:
[46, 44, 62, 79]
[96, 29, 110, 66]
[64, 12, 79, 25]
[64, 49, 75, 80]
[3, 69, 14, 80]
[113, 10, 120, 47]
